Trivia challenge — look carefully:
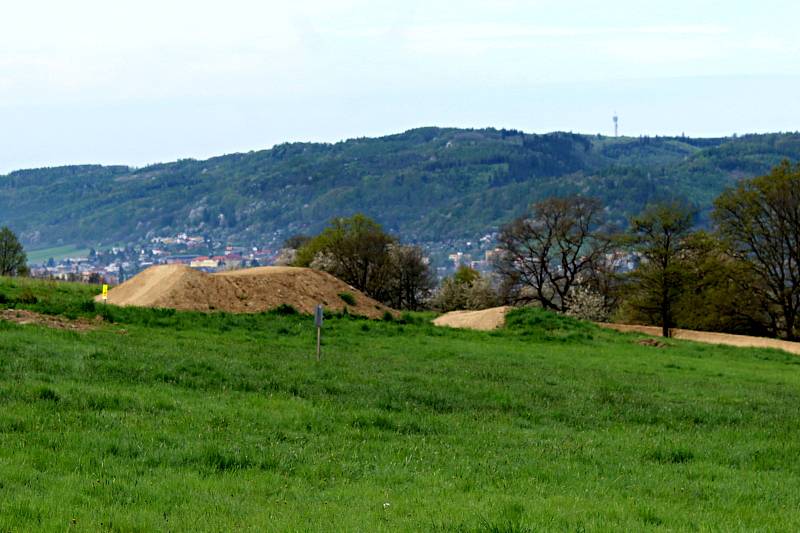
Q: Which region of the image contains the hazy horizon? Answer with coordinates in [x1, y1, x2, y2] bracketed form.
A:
[2, 1, 798, 173]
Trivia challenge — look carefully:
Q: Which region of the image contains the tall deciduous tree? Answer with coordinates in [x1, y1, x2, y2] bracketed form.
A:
[0, 226, 27, 277]
[295, 214, 434, 309]
[494, 195, 611, 312]
[627, 202, 695, 338]
[295, 214, 396, 298]
[713, 160, 800, 340]
[385, 245, 435, 311]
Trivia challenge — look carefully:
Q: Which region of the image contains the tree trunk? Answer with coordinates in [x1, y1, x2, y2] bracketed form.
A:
[785, 307, 797, 341]
[661, 281, 671, 338]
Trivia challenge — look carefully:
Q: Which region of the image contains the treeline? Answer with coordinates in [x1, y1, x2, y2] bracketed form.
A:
[494, 160, 800, 340]
[288, 160, 800, 341]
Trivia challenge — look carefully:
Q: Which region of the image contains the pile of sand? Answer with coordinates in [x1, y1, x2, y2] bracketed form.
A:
[98, 265, 393, 318]
[433, 306, 512, 331]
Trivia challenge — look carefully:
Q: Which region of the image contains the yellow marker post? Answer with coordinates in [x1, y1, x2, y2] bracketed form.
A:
[102, 284, 108, 303]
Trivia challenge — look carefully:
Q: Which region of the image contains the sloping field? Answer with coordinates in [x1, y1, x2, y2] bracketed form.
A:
[433, 306, 511, 330]
[599, 323, 800, 356]
[98, 265, 391, 318]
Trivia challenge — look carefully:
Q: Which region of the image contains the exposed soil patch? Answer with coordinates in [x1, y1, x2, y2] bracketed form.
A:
[433, 306, 512, 331]
[98, 265, 394, 319]
[599, 323, 800, 356]
[0, 309, 99, 332]
[638, 338, 669, 348]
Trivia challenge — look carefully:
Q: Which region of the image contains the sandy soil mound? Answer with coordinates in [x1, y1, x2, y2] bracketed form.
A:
[433, 306, 512, 331]
[98, 265, 393, 318]
[599, 323, 800, 356]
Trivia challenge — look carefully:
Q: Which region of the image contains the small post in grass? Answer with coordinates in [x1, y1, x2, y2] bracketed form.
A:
[314, 304, 324, 361]
[102, 284, 108, 304]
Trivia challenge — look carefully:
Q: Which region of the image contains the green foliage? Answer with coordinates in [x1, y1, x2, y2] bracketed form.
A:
[624, 202, 696, 337]
[3, 130, 800, 249]
[272, 303, 299, 315]
[298, 214, 433, 310]
[0, 278, 800, 529]
[0, 226, 27, 276]
[453, 265, 480, 285]
[713, 160, 800, 339]
[670, 231, 768, 336]
[295, 214, 395, 296]
[338, 292, 356, 306]
[432, 270, 498, 312]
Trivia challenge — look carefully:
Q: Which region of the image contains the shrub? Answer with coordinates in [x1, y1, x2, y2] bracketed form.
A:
[272, 304, 299, 315]
[16, 288, 38, 305]
[338, 292, 356, 306]
[564, 286, 610, 322]
[432, 272, 499, 312]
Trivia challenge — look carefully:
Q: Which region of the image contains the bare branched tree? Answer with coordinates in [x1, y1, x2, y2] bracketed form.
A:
[494, 196, 612, 312]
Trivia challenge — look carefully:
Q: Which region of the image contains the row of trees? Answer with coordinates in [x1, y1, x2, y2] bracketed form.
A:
[283, 160, 799, 340]
[5, 159, 795, 341]
[495, 160, 800, 340]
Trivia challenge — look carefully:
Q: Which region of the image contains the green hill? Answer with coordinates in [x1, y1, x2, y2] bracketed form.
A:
[2, 128, 800, 248]
[1, 277, 799, 530]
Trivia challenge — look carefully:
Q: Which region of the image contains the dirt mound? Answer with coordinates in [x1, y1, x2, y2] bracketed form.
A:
[0, 309, 99, 331]
[599, 323, 800, 356]
[98, 265, 393, 318]
[433, 306, 512, 331]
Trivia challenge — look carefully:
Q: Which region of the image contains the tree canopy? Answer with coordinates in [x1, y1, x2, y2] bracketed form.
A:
[0, 227, 27, 277]
[625, 202, 695, 337]
[295, 214, 432, 310]
[495, 195, 611, 312]
[713, 160, 800, 339]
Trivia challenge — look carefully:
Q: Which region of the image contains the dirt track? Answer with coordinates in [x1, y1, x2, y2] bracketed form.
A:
[433, 306, 511, 331]
[98, 265, 393, 318]
[0, 309, 99, 331]
[598, 323, 800, 356]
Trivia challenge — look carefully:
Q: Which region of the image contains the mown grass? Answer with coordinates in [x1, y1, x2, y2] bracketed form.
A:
[25, 245, 92, 265]
[1, 278, 799, 531]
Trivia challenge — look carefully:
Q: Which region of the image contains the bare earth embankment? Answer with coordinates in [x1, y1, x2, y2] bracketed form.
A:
[598, 323, 800, 356]
[98, 265, 393, 318]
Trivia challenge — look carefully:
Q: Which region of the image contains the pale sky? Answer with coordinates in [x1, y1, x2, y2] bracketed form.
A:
[1, 0, 798, 172]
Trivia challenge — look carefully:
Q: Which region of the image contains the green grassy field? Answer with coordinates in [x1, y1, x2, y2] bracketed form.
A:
[1, 277, 799, 531]
[25, 245, 92, 265]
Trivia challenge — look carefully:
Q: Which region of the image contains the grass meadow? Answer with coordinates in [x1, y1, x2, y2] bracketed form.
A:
[24, 246, 92, 265]
[0, 277, 799, 531]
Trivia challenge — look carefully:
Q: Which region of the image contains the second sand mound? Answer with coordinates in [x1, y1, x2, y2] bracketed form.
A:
[433, 306, 512, 331]
[98, 265, 393, 318]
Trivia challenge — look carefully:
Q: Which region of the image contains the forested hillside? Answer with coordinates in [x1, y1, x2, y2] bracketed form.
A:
[2, 127, 800, 248]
